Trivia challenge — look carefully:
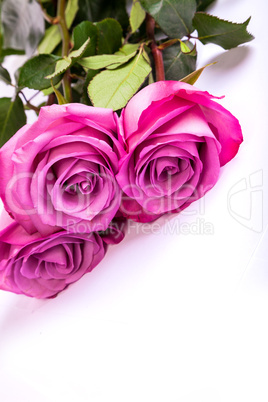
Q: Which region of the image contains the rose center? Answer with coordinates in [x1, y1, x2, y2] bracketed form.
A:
[159, 165, 178, 179]
[64, 173, 97, 195]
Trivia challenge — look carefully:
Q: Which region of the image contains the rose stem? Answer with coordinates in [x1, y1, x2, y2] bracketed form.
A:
[57, 0, 72, 103]
[37, 0, 55, 24]
[19, 91, 40, 114]
[146, 14, 165, 82]
[46, 93, 56, 106]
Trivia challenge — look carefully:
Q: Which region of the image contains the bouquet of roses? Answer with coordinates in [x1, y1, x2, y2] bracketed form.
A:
[0, 0, 253, 298]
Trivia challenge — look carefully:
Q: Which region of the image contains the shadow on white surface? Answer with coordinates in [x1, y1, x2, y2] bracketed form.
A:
[205, 45, 252, 73]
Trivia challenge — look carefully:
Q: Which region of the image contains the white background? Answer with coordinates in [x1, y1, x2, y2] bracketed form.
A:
[0, 1, 267, 401]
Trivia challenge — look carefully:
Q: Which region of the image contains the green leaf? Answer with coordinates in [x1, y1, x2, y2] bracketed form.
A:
[76, 0, 129, 31]
[106, 56, 138, 70]
[163, 41, 196, 81]
[38, 0, 79, 54]
[46, 38, 91, 79]
[88, 49, 151, 110]
[91, 44, 139, 70]
[130, 0, 146, 33]
[196, 0, 216, 11]
[0, 96, 26, 147]
[0, 65, 11, 85]
[38, 26, 60, 55]
[193, 13, 254, 50]
[69, 38, 91, 59]
[116, 43, 140, 55]
[79, 51, 137, 70]
[61, 0, 80, 31]
[180, 62, 216, 85]
[18, 54, 61, 90]
[139, 0, 196, 38]
[45, 57, 72, 80]
[96, 18, 123, 55]
[0, 49, 25, 63]
[81, 69, 100, 105]
[72, 21, 98, 57]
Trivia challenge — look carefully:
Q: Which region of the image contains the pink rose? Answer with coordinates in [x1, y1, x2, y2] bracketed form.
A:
[116, 81, 243, 222]
[0, 209, 125, 298]
[0, 104, 124, 235]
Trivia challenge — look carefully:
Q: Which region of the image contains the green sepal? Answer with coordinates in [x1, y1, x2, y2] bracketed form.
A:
[180, 62, 216, 85]
[51, 81, 68, 105]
